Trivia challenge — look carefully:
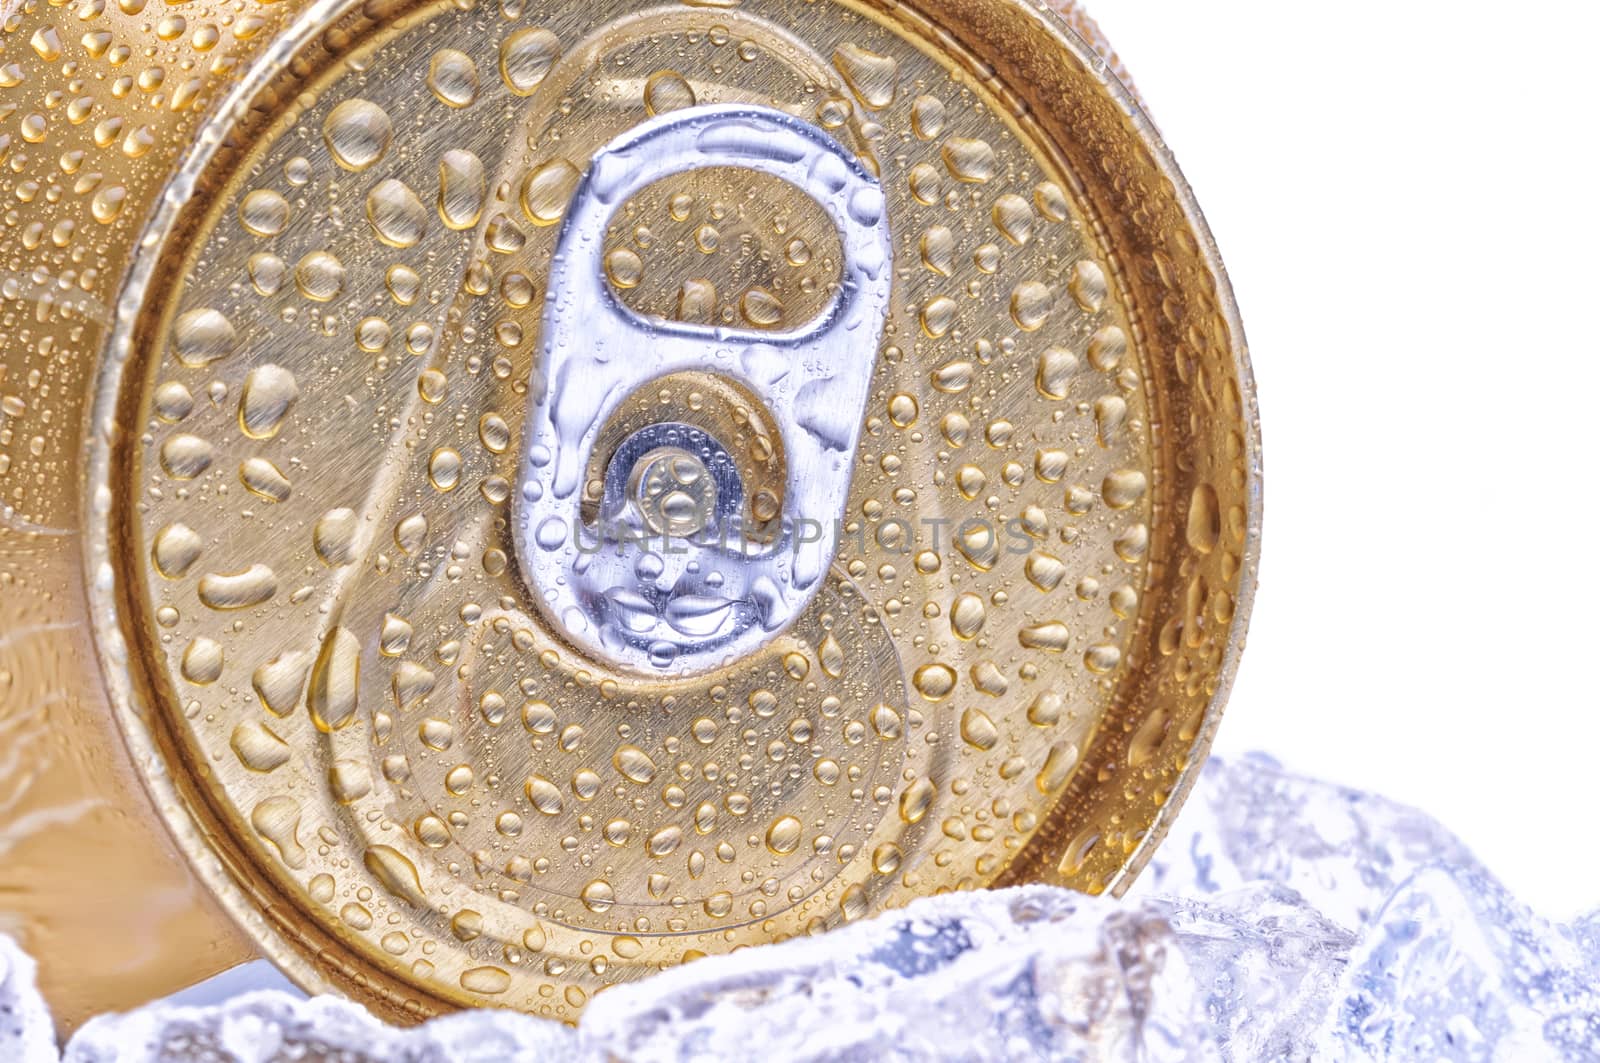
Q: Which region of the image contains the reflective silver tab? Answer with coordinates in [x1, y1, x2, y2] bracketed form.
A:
[515, 105, 893, 676]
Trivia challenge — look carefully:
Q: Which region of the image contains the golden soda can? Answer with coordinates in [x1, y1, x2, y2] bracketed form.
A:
[0, 0, 1260, 1028]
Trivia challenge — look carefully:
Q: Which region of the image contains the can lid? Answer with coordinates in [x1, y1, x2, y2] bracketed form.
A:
[86, 0, 1259, 1023]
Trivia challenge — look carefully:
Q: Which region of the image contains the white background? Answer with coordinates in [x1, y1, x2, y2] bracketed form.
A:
[1086, 0, 1600, 917]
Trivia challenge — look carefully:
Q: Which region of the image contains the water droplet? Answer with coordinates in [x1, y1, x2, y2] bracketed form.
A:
[960, 707, 999, 750]
[349, 317, 389, 354]
[415, 816, 450, 848]
[1028, 692, 1064, 727]
[1102, 469, 1147, 510]
[309, 626, 361, 732]
[921, 296, 957, 338]
[899, 778, 935, 823]
[427, 48, 479, 108]
[992, 194, 1034, 245]
[418, 368, 449, 405]
[500, 27, 560, 96]
[30, 26, 62, 62]
[942, 138, 996, 183]
[152, 382, 194, 423]
[473, 413, 511, 455]
[871, 703, 903, 739]
[920, 226, 955, 276]
[1187, 483, 1221, 554]
[887, 393, 919, 428]
[903, 163, 943, 209]
[1025, 551, 1066, 592]
[677, 278, 717, 323]
[521, 158, 579, 226]
[313, 508, 360, 566]
[581, 879, 615, 913]
[932, 360, 973, 394]
[239, 364, 298, 439]
[833, 43, 898, 109]
[252, 653, 308, 717]
[252, 796, 305, 868]
[452, 909, 484, 941]
[366, 178, 426, 248]
[1036, 348, 1077, 399]
[239, 188, 290, 236]
[419, 716, 453, 749]
[614, 744, 656, 784]
[972, 661, 1009, 696]
[783, 652, 810, 681]
[740, 287, 783, 327]
[330, 759, 372, 803]
[172, 308, 235, 367]
[911, 95, 945, 139]
[1084, 643, 1123, 674]
[648, 825, 683, 857]
[956, 523, 999, 570]
[950, 593, 985, 639]
[437, 149, 486, 231]
[380, 614, 413, 657]
[159, 433, 214, 479]
[181, 637, 224, 684]
[429, 448, 462, 491]
[394, 513, 427, 555]
[444, 765, 473, 797]
[951, 467, 984, 503]
[525, 775, 563, 815]
[1069, 259, 1107, 312]
[249, 254, 286, 296]
[295, 251, 346, 301]
[1010, 281, 1053, 331]
[231, 721, 290, 773]
[322, 98, 393, 172]
[765, 815, 802, 855]
[1029, 180, 1068, 221]
[912, 663, 956, 701]
[1019, 622, 1070, 653]
[387, 265, 421, 305]
[605, 248, 644, 289]
[91, 184, 128, 224]
[644, 69, 696, 115]
[521, 700, 556, 735]
[198, 564, 278, 610]
[406, 322, 436, 355]
[152, 522, 202, 578]
[240, 458, 291, 502]
[1036, 742, 1080, 792]
[1087, 325, 1126, 371]
[460, 966, 511, 994]
[1094, 395, 1127, 446]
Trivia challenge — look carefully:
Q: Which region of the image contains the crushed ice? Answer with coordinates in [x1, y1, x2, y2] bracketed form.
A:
[5, 755, 1595, 1061]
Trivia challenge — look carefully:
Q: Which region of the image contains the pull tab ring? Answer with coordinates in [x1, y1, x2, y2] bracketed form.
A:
[515, 105, 893, 676]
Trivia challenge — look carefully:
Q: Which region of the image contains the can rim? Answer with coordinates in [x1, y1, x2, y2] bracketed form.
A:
[1025, 3, 1264, 894]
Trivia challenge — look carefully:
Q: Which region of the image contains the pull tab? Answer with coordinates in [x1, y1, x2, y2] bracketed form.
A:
[514, 105, 892, 676]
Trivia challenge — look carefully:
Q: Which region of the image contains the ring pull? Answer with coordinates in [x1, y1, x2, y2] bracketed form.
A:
[515, 104, 893, 676]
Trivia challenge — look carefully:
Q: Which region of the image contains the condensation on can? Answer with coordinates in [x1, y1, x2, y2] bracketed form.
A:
[0, 0, 1259, 1028]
